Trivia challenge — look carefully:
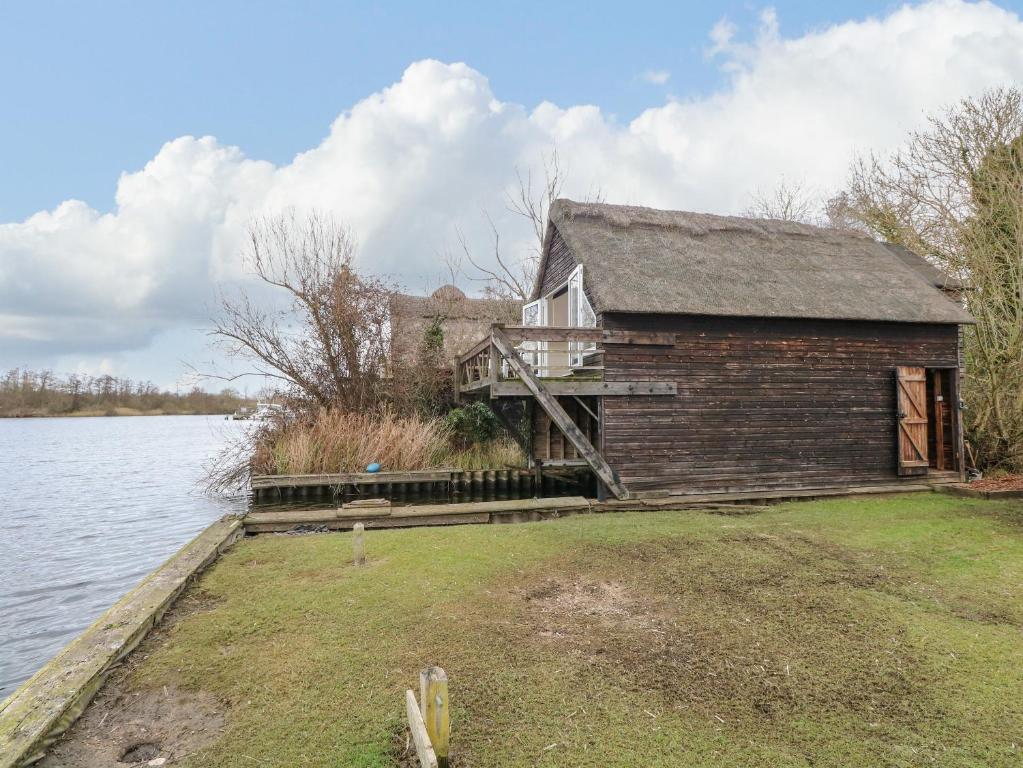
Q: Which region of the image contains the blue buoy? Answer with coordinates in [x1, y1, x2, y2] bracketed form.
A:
[366, 462, 381, 473]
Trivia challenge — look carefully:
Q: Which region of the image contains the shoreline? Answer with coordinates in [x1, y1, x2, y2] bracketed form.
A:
[0, 409, 237, 419]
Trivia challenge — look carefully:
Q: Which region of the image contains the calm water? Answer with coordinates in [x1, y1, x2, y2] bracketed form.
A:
[0, 415, 248, 696]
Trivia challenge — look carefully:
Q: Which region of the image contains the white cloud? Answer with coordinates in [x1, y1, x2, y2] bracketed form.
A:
[641, 69, 671, 85]
[3, 0, 1023, 364]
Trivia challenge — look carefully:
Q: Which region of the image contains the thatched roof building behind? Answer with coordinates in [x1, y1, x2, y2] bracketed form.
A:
[389, 285, 519, 364]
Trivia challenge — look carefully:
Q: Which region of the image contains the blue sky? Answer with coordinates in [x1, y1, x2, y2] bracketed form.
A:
[0, 0, 972, 221]
[2, 0, 1023, 387]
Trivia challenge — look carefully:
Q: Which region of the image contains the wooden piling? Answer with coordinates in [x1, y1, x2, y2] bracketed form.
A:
[352, 523, 366, 566]
[419, 667, 449, 768]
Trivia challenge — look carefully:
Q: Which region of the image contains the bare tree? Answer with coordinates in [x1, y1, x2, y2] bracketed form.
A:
[210, 211, 397, 411]
[843, 87, 1023, 470]
[452, 149, 601, 301]
[744, 179, 820, 223]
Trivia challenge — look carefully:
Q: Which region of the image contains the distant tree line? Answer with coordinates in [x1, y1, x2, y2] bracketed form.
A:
[0, 368, 252, 417]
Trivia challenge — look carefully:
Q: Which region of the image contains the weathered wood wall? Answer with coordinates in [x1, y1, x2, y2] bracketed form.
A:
[600, 313, 960, 494]
[537, 225, 577, 298]
[536, 225, 596, 308]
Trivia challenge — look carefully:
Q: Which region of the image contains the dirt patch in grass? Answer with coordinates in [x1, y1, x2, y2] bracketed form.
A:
[39, 684, 224, 767]
[512, 532, 923, 724]
[39, 590, 227, 767]
[522, 578, 664, 637]
[159, 589, 223, 630]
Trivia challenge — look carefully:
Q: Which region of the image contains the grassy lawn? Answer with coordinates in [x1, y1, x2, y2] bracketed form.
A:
[59, 493, 1023, 767]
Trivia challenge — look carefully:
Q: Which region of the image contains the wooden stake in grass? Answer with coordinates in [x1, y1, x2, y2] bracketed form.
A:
[352, 523, 366, 566]
[405, 689, 438, 768]
[419, 666, 449, 768]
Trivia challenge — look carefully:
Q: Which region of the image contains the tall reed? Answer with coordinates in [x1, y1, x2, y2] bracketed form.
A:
[251, 409, 524, 476]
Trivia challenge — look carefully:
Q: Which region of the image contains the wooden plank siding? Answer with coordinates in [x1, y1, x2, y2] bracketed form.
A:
[599, 313, 961, 495]
[537, 226, 577, 298]
[536, 226, 596, 308]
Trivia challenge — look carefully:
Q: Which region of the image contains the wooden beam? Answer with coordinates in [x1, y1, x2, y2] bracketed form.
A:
[573, 396, 598, 422]
[599, 331, 677, 346]
[498, 325, 675, 346]
[950, 368, 966, 480]
[492, 327, 630, 500]
[500, 325, 604, 342]
[458, 336, 493, 362]
[459, 378, 495, 394]
[406, 690, 439, 768]
[487, 380, 677, 397]
[535, 458, 589, 467]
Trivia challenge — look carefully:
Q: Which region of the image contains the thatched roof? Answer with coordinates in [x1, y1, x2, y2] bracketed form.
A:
[882, 243, 964, 291]
[544, 199, 973, 325]
[388, 285, 520, 361]
[389, 284, 519, 322]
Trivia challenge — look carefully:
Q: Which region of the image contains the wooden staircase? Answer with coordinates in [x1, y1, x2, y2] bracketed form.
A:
[456, 324, 680, 501]
[489, 327, 630, 499]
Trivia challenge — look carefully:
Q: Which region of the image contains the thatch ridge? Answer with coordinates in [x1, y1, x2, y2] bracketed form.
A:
[547, 199, 973, 325]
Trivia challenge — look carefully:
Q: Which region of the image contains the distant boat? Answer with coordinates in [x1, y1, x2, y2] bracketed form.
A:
[227, 402, 284, 421]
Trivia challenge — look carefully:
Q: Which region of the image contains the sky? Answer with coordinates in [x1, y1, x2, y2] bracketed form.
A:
[2, 0, 1023, 389]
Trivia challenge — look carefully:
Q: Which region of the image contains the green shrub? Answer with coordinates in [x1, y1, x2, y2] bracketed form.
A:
[445, 402, 501, 447]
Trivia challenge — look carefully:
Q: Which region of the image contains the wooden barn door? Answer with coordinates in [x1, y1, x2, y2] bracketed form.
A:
[896, 366, 929, 475]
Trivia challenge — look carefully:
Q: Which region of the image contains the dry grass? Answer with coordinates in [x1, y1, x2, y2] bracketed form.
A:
[251, 409, 524, 475]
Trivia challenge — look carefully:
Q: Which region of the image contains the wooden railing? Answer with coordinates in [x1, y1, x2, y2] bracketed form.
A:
[457, 325, 609, 391]
[456, 324, 677, 393]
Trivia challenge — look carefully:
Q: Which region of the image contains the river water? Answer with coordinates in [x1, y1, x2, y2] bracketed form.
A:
[0, 415, 248, 697]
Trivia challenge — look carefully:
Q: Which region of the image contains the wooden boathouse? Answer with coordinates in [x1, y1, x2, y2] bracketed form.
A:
[456, 199, 974, 501]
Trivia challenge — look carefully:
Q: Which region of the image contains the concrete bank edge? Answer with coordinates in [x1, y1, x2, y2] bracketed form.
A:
[0, 517, 244, 768]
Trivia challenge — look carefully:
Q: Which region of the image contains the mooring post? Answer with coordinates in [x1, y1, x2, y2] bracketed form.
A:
[352, 522, 366, 566]
[419, 666, 450, 768]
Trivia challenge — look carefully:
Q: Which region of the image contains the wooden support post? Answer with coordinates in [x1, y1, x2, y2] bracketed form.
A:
[352, 523, 366, 566]
[488, 338, 499, 384]
[452, 357, 461, 404]
[419, 667, 450, 768]
[933, 370, 945, 471]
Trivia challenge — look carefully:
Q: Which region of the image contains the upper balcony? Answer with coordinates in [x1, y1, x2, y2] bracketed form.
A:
[455, 324, 677, 397]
